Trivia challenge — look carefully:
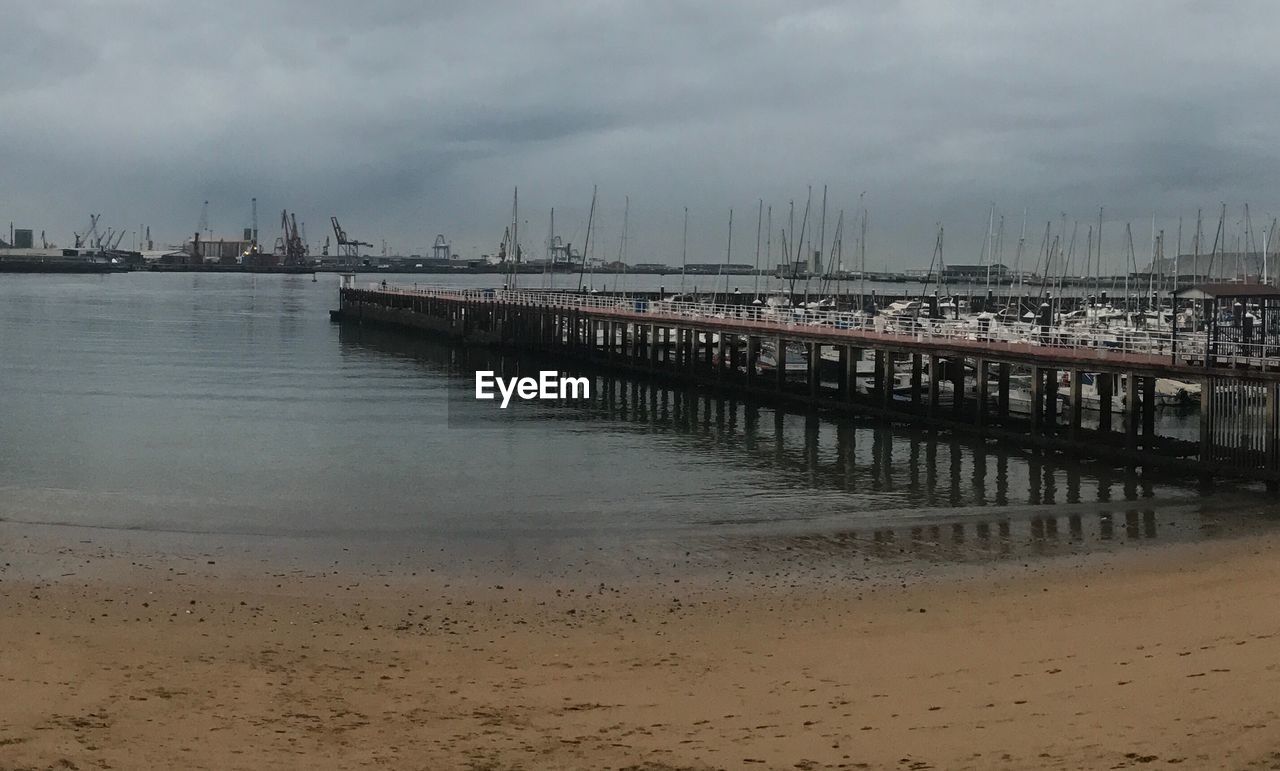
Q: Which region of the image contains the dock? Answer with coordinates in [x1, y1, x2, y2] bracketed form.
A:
[334, 281, 1280, 485]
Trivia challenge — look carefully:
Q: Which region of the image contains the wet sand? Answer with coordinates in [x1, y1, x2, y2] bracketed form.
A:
[3, 523, 1280, 770]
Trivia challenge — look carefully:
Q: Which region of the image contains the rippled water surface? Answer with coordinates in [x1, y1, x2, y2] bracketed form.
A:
[1, 273, 1276, 565]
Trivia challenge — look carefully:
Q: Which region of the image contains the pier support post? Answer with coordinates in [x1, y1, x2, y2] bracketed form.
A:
[775, 337, 787, 391]
[874, 350, 886, 406]
[1268, 384, 1278, 476]
[1044, 368, 1058, 434]
[1142, 376, 1156, 450]
[837, 346, 849, 398]
[1200, 376, 1213, 468]
[883, 352, 895, 411]
[1030, 366, 1043, 435]
[997, 363, 1010, 422]
[975, 358, 988, 428]
[928, 355, 940, 420]
[687, 328, 697, 377]
[951, 357, 964, 416]
[1069, 369, 1083, 442]
[1125, 374, 1139, 452]
[847, 348, 861, 402]
[726, 334, 738, 381]
[717, 333, 727, 381]
[911, 354, 923, 409]
[809, 343, 821, 399]
[747, 336, 759, 388]
[1098, 373, 1114, 433]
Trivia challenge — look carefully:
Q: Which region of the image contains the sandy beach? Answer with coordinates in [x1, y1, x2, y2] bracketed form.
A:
[2, 523, 1280, 771]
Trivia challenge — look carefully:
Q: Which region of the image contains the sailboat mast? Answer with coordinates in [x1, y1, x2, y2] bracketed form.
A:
[800, 186, 813, 302]
[765, 205, 772, 297]
[1095, 207, 1103, 303]
[679, 206, 689, 295]
[615, 195, 629, 295]
[721, 207, 734, 304]
[788, 194, 811, 299]
[1009, 207, 1027, 306]
[834, 210, 844, 306]
[544, 207, 554, 288]
[1152, 211, 1162, 298]
[858, 193, 867, 310]
[753, 199, 763, 299]
[1193, 209, 1202, 286]
[511, 187, 519, 290]
[1085, 225, 1094, 316]
[576, 185, 597, 293]
[818, 184, 827, 280]
[1174, 217, 1182, 296]
[1124, 223, 1134, 312]
[984, 202, 995, 293]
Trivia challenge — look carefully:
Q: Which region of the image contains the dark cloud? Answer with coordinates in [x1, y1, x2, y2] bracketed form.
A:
[2, 0, 1279, 270]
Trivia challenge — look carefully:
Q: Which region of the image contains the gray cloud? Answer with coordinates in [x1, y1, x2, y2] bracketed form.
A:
[3, 0, 1280, 271]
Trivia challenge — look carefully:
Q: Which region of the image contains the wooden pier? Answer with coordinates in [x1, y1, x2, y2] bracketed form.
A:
[334, 281, 1280, 485]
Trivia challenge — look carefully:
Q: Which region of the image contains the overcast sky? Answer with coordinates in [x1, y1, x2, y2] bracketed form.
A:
[3, 1, 1279, 271]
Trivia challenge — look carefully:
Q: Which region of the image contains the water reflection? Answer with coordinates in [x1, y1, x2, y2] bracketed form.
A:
[339, 324, 1280, 566]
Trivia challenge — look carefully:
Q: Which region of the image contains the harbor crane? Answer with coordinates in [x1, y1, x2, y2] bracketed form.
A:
[74, 214, 102, 248]
[273, 210, 308, 266]
[331, 216, 371, 261]
[432, 235, 451, 261]
[496, 227, 522, 263]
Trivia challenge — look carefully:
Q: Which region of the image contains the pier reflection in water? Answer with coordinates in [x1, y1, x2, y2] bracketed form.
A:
[343, 325, 1279, 567]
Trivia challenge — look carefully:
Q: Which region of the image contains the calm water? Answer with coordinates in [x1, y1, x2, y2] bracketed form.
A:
[0, 273, 1275, 566]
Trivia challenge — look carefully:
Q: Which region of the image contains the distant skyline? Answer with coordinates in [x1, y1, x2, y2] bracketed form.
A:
[4, 1, 1280, 272]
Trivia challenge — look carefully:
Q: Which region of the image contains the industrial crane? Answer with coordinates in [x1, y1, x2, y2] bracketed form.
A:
[74, 214, 101, 249]
[331, 216, 371, 261]
[273, 210, 308, 266]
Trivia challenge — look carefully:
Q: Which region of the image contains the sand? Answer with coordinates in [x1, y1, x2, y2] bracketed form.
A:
[3, 524, 1280, 771]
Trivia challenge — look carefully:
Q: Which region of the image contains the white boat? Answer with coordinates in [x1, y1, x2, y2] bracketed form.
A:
[756, 340, 809, 375]
[885, 299, 923, 317]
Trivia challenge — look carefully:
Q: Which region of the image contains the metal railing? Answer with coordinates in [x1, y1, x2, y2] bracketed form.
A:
[358, 282, 1219, 367]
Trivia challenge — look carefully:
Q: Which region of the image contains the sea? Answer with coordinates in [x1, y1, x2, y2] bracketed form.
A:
[1, 272, 1276, 576]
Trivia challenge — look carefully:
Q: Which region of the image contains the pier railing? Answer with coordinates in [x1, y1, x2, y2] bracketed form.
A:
[364, 283, 1224, 367]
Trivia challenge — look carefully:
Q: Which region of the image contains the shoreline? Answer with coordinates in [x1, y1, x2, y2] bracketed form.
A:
[4, 521, 1280, 769]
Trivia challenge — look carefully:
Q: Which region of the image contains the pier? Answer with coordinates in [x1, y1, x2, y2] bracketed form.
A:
[334, 281, 1280, 484]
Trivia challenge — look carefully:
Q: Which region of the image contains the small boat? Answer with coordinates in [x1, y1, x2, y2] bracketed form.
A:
[756, 340, 809, 376]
